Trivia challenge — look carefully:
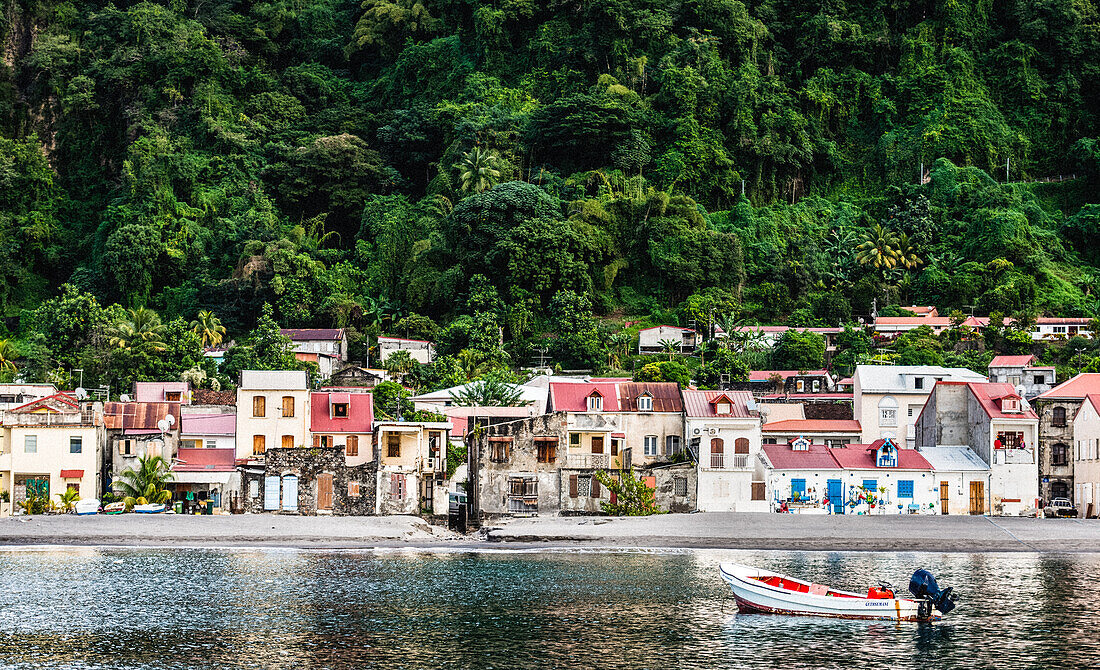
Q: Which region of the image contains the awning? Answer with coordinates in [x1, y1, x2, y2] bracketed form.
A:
[611, 433, 626, 439]
[171, 471, 234, 485]
[60, 470, 84, 478]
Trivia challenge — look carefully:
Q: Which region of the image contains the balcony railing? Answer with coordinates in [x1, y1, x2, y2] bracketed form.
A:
[564, 453, 610, 469]
[707, 454, 751, 470]
[994, 448, 1035, 465]
[1, 410, 96, 427]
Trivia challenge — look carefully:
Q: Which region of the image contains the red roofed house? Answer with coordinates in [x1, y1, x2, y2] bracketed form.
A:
[762, 419, 862, 448]
[0, 393, 104, 514]
[759, 437, 842, 513]
[987, 354, 1056, 398]
[1029, 317, 1094, 341]
[103, 399, 182, 485]
[1032, 374, 1100, 505]
[173, 411, 236, 512]
[683, 390, 765, 512]
[1072, 395, 1100, 517]
[828, 438, 936, 514]
[281, 328, 348, 378]
[916, 381, 1039, 515]
[747, 370, 836, 397]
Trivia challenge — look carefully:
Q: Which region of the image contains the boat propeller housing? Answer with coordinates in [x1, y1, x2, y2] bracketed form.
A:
[908, 569, 957, 614]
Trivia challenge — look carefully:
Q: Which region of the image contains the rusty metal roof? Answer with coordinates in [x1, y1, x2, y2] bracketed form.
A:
[616, 382, 683, 412]
[103, 402, 181, 432]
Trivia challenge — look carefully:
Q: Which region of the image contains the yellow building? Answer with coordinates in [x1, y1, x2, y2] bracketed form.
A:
[0, 393, 104, 515]
[376, 420, 449, 515]
[234, 370, 311, 462]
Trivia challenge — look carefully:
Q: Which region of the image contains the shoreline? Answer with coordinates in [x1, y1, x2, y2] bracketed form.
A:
[1, 512, 1099, 553]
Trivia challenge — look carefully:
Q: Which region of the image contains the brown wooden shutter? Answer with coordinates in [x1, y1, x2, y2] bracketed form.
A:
[312, 434, 320, 448]
[253, 434, 265, 455]
[253, 395, 265, 417]
[735, 438, 750, 454]
[569, 474, 578, 498]
[317, 473, 333, 510]
[591, 477, 601, 498]
[751, 482, 766, 500]
[282, 435, 294, 449]
[282, 396, 294, 417]
[346, 435, 358, 456]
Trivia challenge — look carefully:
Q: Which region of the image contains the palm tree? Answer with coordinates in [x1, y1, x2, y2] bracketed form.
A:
[454, 146, 503, 194]
[893, 232, 922, 270]
[657, 338, 679, 361]
[456, 349, 489, 381]
[108, 307, 168, 352]
[190, 310, 226, 348]
[0, 339, 17, 375]
[114, 454, 175, 509]
[383, 349, 417, 379]
[449, 378, 530, 407]
[856, 224, 900, 271]
[56, 487, 81, 513]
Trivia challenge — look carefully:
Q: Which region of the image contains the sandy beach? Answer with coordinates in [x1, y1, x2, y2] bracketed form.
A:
[1, 512, 1098, 552]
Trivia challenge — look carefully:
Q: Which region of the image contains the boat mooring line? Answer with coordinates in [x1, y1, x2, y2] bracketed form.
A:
[984, 517, 1042, 552]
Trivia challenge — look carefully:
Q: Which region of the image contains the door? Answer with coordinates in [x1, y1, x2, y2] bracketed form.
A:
[591, 436, 604, 454]
[940, 481, 950, 515]
[969, 481, 985, 515]
[791, 478, 806, 501]
[827, 479, 844, 514]
[317, 473, 333, 511]
[282, 475, 299, 512]
[263, 476, 280, 511]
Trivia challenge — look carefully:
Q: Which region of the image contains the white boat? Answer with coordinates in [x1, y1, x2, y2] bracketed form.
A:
[134, 503, 166, 514]
[719, 563, 956, 622]
[74, 499, 100, 515]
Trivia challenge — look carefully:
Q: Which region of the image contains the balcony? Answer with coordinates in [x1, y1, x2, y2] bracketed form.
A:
[564, 453, 610, 469]
[2, 410, 96, 427]
[707, 454, 751, 470]
[994, 448, 1034, 465]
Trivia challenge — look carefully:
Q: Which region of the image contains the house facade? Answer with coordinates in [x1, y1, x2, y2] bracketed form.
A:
[853, 365, 988, 447]
[1029, 317, 1094, 340]
[1032, 374, 1100, 503]
[378, 337, 434, 365]
[1073, 395, 1100, 517]
[280, 328, 348, 378]
[915, 381, 1039, 516]
[376, 420, 450, 515]
[829, 439, 937, 514]
[103, 400, 181, 483]
[637, 325, 698, 355]
[234, 370, 311, 462]
[918, 446, 994, 516]
[683, 390, 766, 512]
[987, 355, 1055, 398]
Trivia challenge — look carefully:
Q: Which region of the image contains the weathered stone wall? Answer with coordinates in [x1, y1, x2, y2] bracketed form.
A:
[469, 412, 568, 521]
[239, 447, 377, 515]
[802, 402, 853, 420]
[1034, 398, 1077, 502]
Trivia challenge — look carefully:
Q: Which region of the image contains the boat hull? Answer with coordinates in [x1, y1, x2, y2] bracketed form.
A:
[134, 504, 165, 514]
[720, 563, 938, 622]
[74, 499, 100, 516]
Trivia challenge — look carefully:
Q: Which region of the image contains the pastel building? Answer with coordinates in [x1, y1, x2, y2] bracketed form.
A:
[376, 419, 451, 515]
[235, 370, 311, 461]
[1032, 374, 1100, 504]
[683, 390, 766, 512]
[1073, 395, 1100, 517]
[853, 365, 988, 447]
[281, 328, 348, 378]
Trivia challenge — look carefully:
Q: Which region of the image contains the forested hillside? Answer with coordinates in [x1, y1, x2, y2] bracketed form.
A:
[2, 0, 1100, 388]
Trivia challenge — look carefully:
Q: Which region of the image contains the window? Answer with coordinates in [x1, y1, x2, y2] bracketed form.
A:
[665, 435, 682, 456]
[763, 438, 777, 445]
[205, 439, 217, 449]
[638, 395, 652, 412]
[70, 436, 82, 454]
[586, 393, 603, 412]
[751, 482, 766, 500]
[914, 377, 924, 390]
[880, 408, 897, 426]
[796, 380, 805, 393]
[119, 439, 134, 456]
[862, 479, 878, 494]
[578, 475, 592, 497]
[253, 396, 266, 417]
[1052, 406, 1067, 427]
[488, 437, 511, 463]
[997, 432, 1023, 449]
[907, 406, 914, 418]
[281, 435, 294, 449]
[1002, 397, 1020, 413]
[346, 435, 359, 457]
[348, 481, 361, 497]
[569, 433, 580, 447]
[390, 473, 405, 499]
[387, 435, 402, 458]
[67, 483, 80, 495]
[898, 480, 914, 498]
[24, 435, 36, 454]
[710, 438, 725, 469]
[791, 437, 810, 451]
[332, 403, 349, 418]
[281, 396, 294, 418]
[1052, 443, 1069, 466]
[165, 391, 182, 402]
[536, 438, 557, 463]
[716, 402, 731, 415]
[253, 435, 266, 456]
[674, 477, 688, 497]
[1034, 375, 1046, 386]
[734, 437, 750, 454]
[643, 435, 658, 456]
[591, 436, 605, 454]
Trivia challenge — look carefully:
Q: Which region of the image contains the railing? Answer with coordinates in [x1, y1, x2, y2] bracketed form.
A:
[564, 453, 610, 469]
[2, 410, 96, 426]
[995, 448, 1035, 465]
[707, 454, 751, 470]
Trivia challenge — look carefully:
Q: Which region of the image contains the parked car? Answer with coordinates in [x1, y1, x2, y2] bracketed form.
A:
[1043, 498, 1077, 518]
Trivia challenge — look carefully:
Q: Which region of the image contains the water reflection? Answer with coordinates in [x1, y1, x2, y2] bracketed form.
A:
[0, 547, 1097, 669]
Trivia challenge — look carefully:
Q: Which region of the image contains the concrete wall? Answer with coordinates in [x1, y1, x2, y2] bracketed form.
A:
[0, 423, 102, 510]
[916, 385, 968, 449]
[469, 413, 569, 519]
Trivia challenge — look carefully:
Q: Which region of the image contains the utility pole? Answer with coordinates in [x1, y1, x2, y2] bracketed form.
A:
[919, 161, 923, 184]
[1006, 157, 1010, 183]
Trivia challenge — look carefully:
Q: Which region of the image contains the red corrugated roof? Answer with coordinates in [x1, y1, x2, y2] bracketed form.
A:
[760, 393, 853, 400]
[1036, 317, 1093, 324]
[761, 443, 841, 470]
[10, 392, 79, 413]
[762, 419, 862, 433]
[682, 390, 756, 418]
[280, 328, 344, 340]
[103, 402, 181, 431]
[171, 448, 236, 472]
[310, 391, 373, 433]
[989, 355, 1036, 368]
[549, 382, 620, 412]
[829, 440, 933, 470]
[749, 370, 829, 381]
[967, 382, 1037, 420]
[60, 469, 83, 478]
[1036, 374, 1100, 400]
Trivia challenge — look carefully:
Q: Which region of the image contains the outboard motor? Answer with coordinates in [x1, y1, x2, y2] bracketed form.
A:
[909, 569, 957, 615]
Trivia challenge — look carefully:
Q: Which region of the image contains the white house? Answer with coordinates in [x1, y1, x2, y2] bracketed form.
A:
[1029, 317, 1094, 340]
[830, 439, 938, 515]
[987, 355, 1055, 398]
[919, 445, 994, 516]
[1072, 394, 1100, 518]
[853, 365, 988, 447]
[378, 336, 434, 365]
[759, 438, 843, 513]
[683, 390, 766, 512]
[637, 325, 698, 355]
[280, 329, 348, 378]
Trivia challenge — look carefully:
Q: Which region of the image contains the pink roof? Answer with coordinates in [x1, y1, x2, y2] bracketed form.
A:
[876, 316, 989, 328]
[682, 390, 756, 418]
[749, 370, 828, 381]
[967, 382, 1037, 419]
[829, 441, 933, 470]
[762, 419, 862, 433]
[280, 328, 344, 341]
[838, 377, 853, 385]
[989, 355, 1036, 368]
[638, 325, 695, 334]
[760, 393, 853, 400]
[1036, 374, 1100, 400]
[549, 382, 620, 412]
[310, 391, 374, 433]
[761, 443, 841, 470]
[11, 392, 79, 412]
[1036, 317, 1093, 325]
[449, 415, 469, 437]
[181, 413, 236, 436]
[172, 447, 236, 472]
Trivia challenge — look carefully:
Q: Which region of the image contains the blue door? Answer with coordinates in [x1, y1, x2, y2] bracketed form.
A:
[827, 479, 844, 514]
[790, 478, 806, 501]
[282, 475, 299, 512]
[263, 476, 280, 511]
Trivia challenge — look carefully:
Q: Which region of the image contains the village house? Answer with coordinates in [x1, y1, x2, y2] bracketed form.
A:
[853, 365, 988, 447]
[637, 325, 698, 355]
[918, 445, 995, 516]
[722, 326, 842, 355]
[329, 366, 387, 389]
[0, 393, 104, 515]
[378, 336, 434, 365]
[683, 390, 766, 512]
[173, 412, 236, 513]
[234, 370, 311, 462]
[103, 398, 181, 484]
[915, 381, 1039, 516]
[1032, 374, 1100, 503]
[280, 328, 348, 378]
[1072, 395, 1100, 518]
[133, 381, 189, 404]
[829, 439, 937, 515]
[0, 384, 59, 420]
[759, 437, 844, 513]
[987, 355, 1056, 398]
[761, 418, 862, 448]
[376, 419, 451, 515]
[1029, 317, 1094, 340]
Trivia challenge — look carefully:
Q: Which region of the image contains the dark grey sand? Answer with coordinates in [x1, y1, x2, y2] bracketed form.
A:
[1, 512, 1098, 552]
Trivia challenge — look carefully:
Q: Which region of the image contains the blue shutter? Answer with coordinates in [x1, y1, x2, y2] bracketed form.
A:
[862, 479, 877, 492]
[263, 476, 280, 511]
[791, 479, 806, 498]
[898, 480, 914, 498]
[282, 475, 299, 511]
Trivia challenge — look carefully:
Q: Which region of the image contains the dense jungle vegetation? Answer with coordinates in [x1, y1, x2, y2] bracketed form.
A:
[2, 0, 1100, 390]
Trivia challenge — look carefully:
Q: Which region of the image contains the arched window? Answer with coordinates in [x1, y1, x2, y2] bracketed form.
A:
[878, 396, 898, 427]
[1052, 406, 1067, 427]
[710, 438, 724, 469]
[734, 438, 750, 454]
[1052, 443, 1069, 466]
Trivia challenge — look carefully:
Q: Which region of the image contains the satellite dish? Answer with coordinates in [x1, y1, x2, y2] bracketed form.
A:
[74, 387, 88, 400]
[165, 414, 176, 426]
[120, 394, 131, 402]
[1015, 385, 1028, 398]
[157, 419, 169, 432]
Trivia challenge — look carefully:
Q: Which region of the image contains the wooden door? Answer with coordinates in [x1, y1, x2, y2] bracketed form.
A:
[317, 473, 333, 511]
[940, 481, 950, 515]
[969, 481, 984, 515]
[591, 436, 604, 454]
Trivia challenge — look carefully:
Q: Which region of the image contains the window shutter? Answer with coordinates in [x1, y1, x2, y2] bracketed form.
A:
[312, 434, 320, 448]
[569, 474, 578, 498]
[735, 438, 750, 454]
[665, 435, 673, 455]
[347, 435, 358, 456]
[591, 477, 601, 498]
[391, 474, 399, 497]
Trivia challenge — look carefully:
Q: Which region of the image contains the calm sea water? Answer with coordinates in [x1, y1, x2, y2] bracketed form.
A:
[0, 546, 1095, 669]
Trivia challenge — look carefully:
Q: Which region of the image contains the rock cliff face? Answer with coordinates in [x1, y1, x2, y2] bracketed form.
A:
[1, 0, 55, 155]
